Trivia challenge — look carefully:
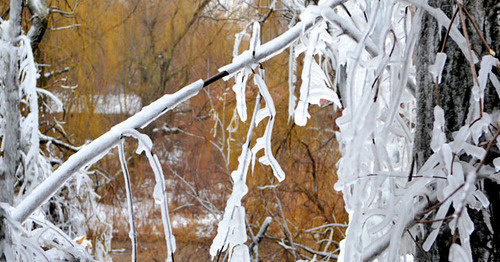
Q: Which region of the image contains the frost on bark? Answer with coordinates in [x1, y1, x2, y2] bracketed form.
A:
[415, 0, 499, 260]
[0, 1, 23, 260]
[0, 0, 22, 257]
[0, 0, 23, 205]
[0, 43, 21, 206]
[0, 1, 51, 260]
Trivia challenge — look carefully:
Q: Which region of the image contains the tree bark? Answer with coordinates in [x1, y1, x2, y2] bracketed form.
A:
[0, 1, 23, 260]
[414, 0, 499, 260]
[1, 0, 23, 206]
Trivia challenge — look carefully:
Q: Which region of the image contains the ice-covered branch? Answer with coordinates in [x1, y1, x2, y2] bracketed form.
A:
[12, 80, 204, 222]
[122, 129, 177, 261]
[12, 0, 350, 224]
[361, 191, 438, 262]
[209, 94, 262, 260]
[248, 216, 272, 255]
[403, 0, 478, 63]
[42, 66, 70, 79]
[117, 141, 137, 262]
[39, 133, 82, 152]
[49, 24, 82, 31]
[219, 0, 346, 75]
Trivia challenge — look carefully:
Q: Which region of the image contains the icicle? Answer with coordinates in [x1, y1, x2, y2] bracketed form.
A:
[249, 22, 261, 57]
[210, 95, 262, 259]
[229, 22, 263, 122]
[288, 45, 297, 122]
[294, 26, 341, 126]
[251, 71, 286, 181]
[147, 152, 176, 262]
[430, 106, 446, 152]
[494, 158, 500, 172]
[475, 55, 499, 102]
[230, 244, 251, 262]
[428, 52, 447, 84]
[449, 243, 471, 262]
[232, 69, 251, 121]
[117, 140, 137, 262]
[18, 35, 44, 194]
[121, 129, 176, 261]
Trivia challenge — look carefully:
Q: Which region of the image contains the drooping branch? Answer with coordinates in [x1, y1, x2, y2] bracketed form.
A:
[12, 0, 348, 224]
[12, 80, 204, 222]
[220, 0, 347, 75]
[117, 141, 137, 262]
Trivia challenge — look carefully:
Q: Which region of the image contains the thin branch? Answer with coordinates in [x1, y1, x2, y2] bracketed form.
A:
[43, 66, 70, 79]
[117, 141, 137, 262]
[278, 241, 339, 259]
[49, 24, 81, 31]
[249, 217, 272, 256]
[462, 6, 494, 55]
[49, 0, 78, 17]
[39, 133, 82, 152]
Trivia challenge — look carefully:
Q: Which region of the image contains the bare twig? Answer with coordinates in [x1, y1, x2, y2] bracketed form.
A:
[249, 217, 272, 258]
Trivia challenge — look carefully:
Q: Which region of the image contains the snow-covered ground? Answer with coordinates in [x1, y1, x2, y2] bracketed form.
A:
[97, 199, 218, 239]
[47, 92, 143, 115]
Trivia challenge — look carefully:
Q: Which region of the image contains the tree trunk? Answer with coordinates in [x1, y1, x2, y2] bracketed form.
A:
[414, 0, 499, 260]
[0, 1, 23, 260]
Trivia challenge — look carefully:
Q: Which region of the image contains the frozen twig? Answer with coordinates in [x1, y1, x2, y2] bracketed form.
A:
[117, 141, 137, 262]
[49, 24, 81, 31]
[248, 216, 272, 256]
[39, 133, 82, 152]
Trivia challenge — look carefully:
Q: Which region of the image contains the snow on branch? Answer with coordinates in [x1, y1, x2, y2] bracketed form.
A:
[219, 0, 346, 75]
[248, 216, 272, 255]
[293, 22, 342, 125]
[12, 0, 348, 227]
[12, 80, 204, 223]
[13, 0, 334, 221]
